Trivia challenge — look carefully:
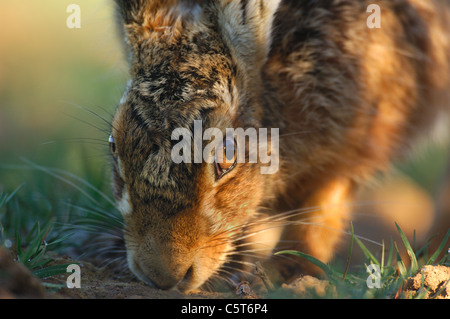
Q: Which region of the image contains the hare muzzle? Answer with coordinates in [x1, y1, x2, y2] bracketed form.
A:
[122, 205, 233, 292]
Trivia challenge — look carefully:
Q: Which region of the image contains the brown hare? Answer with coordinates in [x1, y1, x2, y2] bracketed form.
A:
[109, 0, 450, 292]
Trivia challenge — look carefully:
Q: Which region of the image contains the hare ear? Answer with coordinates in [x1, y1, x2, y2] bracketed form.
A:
[114, 0, 193, 61]
[215, 0, 282, 71]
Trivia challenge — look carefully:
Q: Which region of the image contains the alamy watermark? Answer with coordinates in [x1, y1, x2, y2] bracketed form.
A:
[66, 264, 81, 288]
[66, 4, 81, 29]
[367, 4, 381, 29]
[366, 264, 381, 289]
[171, 120, 279, 175]
[65, 3, 381, 30]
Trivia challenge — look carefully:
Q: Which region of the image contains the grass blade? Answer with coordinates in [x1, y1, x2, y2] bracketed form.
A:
[29, 257, 53, 270]
[427, 228, 450, 265]
[0, 183, 26, 208]
[16, 232, 23, 258]
[343, 222, 354, 281]
[32, 263, 74, 279]
[395, 222, 418, 274]
[275, 250, 334, 277]
[45, 233, 74, 250]
[355, 237, 380, 267]
[386, 236, 394, 268]
[394, 241, 407, 278]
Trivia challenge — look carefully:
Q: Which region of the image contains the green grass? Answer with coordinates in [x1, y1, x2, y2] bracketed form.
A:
[276, 223, 450, 299]
[0, 155, 121, 282]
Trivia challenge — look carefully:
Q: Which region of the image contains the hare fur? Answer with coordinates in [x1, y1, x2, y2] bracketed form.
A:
[109, 0, 450, 292]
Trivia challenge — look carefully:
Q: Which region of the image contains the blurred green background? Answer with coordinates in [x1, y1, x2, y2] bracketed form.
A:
[0, 1, 126, 170]
[0, 0, 448, 257]
[0, 1, 128, 242]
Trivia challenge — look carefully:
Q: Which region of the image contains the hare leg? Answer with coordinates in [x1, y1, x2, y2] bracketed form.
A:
[278, 178, 355, 277]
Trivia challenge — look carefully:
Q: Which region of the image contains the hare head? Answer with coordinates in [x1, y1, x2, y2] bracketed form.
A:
[110, 0, 281, 291]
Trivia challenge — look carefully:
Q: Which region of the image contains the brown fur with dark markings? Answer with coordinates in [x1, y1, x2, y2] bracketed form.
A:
[110, 0, 450, 292]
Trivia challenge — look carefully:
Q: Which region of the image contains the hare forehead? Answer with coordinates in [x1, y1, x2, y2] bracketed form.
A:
[133, 46, 235, 103]
[120, 50, 239, 131]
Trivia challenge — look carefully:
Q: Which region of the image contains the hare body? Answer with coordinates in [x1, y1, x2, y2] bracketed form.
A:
[110, 0, 450, 291]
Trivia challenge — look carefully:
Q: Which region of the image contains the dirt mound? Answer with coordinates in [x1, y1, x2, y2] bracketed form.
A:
[403, 265, 450, 299]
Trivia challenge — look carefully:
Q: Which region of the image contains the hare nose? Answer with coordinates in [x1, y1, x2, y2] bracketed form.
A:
[138, 260, 193, 290]
[154, 266, 193, 290]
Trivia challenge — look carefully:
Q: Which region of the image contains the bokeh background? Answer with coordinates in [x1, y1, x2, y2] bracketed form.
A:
[0, 1, 126, 171]
[0, 1, 448, 266]
[0, 1, 128, 252]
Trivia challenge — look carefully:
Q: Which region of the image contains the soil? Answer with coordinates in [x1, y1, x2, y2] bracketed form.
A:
[1, 248, 448, 299]
[403, 265, 450, 299]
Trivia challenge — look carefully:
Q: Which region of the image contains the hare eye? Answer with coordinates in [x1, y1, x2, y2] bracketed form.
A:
[215, 137, 237, 177]
[109, 134, 116, 154]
